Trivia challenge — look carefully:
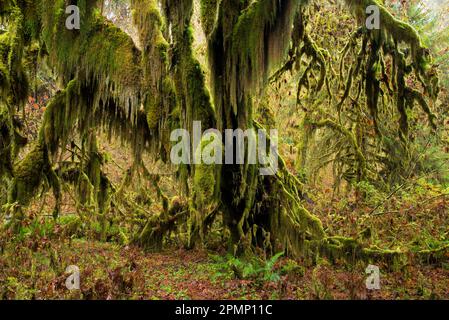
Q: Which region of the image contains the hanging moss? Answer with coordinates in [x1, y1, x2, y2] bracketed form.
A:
[207, 0, 300, 121]
[56, 126, 111, 217]
[3, 6, 29, 109]
[161, 0, 216, 132]
[131, 0, 178, 158]
[40, 0, 143, 121]
[41, 89, 67, 154]
[346, 0, 438, 96]
[77, 171, 95, 208]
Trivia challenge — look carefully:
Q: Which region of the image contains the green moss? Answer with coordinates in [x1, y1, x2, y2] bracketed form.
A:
[345, 0, 433, 82]
[0, 0, 13, 16]
[41, 89, 67, 154]
[77, 172, 94, 207]
[2, 6, 29, 108]
[193, 141, 218, 204]
[184, 58, 216, 127]
[266, 169, 327, 258]
[8, 138, 48, 207]
[200, 0, 219, 36]
[0, 33, 9, 59]
[227, 0, 299, 105]
[136, 196, 188, 251]
[161, 0, 216, 133]
[131, 0, 178, 158]
[146, 96, 160, 130]
[187, 135, 221, 248]
[414, 244, 449, 265]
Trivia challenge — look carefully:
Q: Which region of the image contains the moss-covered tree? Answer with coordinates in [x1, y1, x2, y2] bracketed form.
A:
[0, 0, 447, 263]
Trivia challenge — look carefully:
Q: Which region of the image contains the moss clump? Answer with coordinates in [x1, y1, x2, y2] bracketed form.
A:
[315, 237, 403, 266]
[8, 139, 48, 207]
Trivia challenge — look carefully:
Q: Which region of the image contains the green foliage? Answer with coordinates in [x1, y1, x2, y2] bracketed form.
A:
[211, 252, 284, 282]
